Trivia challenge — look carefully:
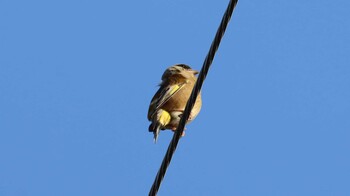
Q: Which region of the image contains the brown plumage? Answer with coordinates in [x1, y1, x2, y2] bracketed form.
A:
[148, 64, 202, 143]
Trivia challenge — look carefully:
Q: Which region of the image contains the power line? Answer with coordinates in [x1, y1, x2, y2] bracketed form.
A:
[149, 0, 238, 195]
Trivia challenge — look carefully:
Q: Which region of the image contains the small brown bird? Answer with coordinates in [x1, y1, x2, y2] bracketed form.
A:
[148, 64, 202, 143]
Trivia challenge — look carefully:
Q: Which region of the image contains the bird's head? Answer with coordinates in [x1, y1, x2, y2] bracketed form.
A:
[161, 64, 199, 80]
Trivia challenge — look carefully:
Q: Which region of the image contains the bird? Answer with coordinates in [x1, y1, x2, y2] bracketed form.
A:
[148, 64, 202, 143]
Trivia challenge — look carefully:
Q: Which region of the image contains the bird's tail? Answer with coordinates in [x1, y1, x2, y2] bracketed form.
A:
[148, 109, 171, 143]
[148, 123, 161, 143]
[154, 125, 161, 143]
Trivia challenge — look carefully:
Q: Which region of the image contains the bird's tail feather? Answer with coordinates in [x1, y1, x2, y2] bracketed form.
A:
[153, 125, 161, 143]
[148, 109, 171, 143]
[148, 123, 161, 143]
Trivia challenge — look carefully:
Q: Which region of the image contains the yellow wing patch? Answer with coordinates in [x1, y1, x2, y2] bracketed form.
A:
[158, 110, 171, 126]
[169, 84, 181, 95]
[148, 82, 186, 120]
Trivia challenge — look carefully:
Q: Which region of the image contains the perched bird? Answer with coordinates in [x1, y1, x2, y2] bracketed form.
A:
[148, 64, 202, 143]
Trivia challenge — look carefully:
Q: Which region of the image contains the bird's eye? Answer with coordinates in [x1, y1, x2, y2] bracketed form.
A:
[177, 64, 191, 70]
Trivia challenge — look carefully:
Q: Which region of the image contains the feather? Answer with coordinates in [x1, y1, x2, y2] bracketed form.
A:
[148, 82, 186, 120]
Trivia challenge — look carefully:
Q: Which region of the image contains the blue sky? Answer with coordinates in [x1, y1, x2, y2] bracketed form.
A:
[1, 0, 349, 195]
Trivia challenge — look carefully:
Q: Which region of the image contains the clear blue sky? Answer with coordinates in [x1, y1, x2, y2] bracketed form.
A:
[1, 0, 349, 195]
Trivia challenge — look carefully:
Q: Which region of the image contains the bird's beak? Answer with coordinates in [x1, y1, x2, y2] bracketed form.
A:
[190, 70, 199, 75]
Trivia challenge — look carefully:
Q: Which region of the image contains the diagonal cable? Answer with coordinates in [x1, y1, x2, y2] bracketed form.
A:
[149, 0, 238, 195]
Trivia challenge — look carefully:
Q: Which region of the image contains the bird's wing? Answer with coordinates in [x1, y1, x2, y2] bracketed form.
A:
[148, 82, 186, 119]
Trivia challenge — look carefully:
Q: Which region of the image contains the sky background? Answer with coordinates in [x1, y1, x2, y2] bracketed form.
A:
[1, 0, 349, 195]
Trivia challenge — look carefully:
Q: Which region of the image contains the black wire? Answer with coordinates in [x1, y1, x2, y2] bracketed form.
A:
[149, 0, 238, 195]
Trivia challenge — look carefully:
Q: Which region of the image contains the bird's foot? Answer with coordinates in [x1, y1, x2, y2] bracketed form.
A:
[171, 127, 186, 136]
